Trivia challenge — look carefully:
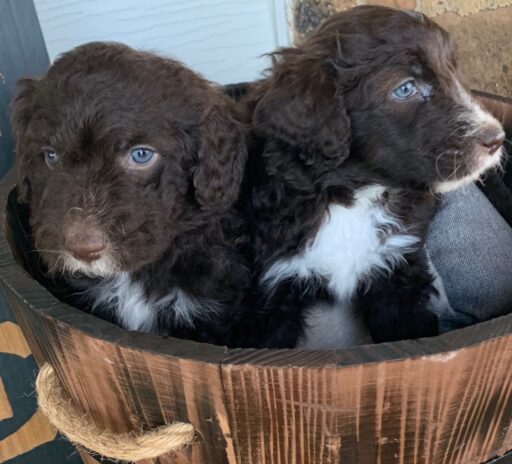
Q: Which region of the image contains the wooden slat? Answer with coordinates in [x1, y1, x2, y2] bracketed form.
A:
[1, 284, 232, 464]
[220, 337, 512, 464]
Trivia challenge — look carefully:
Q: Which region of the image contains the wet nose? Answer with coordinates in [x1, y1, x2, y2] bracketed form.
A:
[479, 127, 505, 155]
[64, 227, 107, 263]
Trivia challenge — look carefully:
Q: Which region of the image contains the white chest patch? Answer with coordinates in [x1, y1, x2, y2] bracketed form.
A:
[91, 272, 208, 332]
[263, 186, 420, 299]
[262, 186, 420, 349]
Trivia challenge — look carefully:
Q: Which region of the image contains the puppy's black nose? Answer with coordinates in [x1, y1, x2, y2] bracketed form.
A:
[64, 227, 107, 263]
[479, 127, 505, 155]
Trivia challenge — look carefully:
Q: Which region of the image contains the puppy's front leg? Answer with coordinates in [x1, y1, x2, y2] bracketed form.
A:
[226, 277, 330, 349]
[357, 248, 440, 343]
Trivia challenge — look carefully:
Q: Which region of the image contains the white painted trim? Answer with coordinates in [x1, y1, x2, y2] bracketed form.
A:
[272, 0, 292, 47]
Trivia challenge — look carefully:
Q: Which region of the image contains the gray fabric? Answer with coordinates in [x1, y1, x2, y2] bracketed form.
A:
[426, 183, 512, 331]
[425, 254, 458, 327]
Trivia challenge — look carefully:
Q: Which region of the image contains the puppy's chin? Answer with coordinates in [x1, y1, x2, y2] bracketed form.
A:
[59, 253, 120, 278]
[434, 146, 503, 194]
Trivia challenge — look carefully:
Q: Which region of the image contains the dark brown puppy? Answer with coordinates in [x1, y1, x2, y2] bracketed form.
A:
[11, 42, 249, 343]
[234, 6, 505, 348]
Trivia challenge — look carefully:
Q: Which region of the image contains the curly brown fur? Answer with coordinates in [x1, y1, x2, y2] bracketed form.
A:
[232, 6, 505, 348]
[10, 42, 249, 344]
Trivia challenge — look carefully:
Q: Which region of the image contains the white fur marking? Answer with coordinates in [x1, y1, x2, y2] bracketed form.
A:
[63, 252, 119, 278]
[262, 185, 419, 349]
[262, 185, 420, 301]
[91, 273, 208, 332]
[435, 148, 502, 193]
[434, 81, 505, 193]
[92, 273, 155, 332]
[153, 288, 220, 328]
[455, 80, 501, 129]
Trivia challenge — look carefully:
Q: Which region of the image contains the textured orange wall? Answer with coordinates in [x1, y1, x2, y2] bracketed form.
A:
[292, 0, 512, 96]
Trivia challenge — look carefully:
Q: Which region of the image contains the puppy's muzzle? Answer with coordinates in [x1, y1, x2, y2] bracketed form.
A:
[64, 221, 107, 263]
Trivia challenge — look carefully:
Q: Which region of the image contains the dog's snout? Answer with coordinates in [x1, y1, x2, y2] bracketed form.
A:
[64, 226, 107, 263]
[478, 127, 505, 155]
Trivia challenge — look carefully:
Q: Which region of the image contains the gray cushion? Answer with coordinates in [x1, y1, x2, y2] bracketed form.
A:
[426, 183, 512, 331]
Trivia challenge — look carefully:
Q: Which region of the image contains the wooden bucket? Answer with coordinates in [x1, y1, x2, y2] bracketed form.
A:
[1, 93, 512, 464]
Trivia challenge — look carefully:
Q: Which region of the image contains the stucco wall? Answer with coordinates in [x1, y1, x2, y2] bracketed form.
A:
[291, 0, 512, 96]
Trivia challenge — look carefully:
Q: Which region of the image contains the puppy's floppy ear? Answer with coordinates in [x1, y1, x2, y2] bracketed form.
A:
[10, 78, 38, 204]
[253, 52, 351, 162]
[193, 103, 247, 211]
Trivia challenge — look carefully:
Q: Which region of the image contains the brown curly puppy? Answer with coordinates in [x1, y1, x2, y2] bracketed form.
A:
[11, 42, 249, 344]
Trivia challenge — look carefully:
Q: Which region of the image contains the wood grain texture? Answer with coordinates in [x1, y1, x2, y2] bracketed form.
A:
[1, 94, 511, 463]
[220, 337, 512, 463]
[33, 0, 289, 85]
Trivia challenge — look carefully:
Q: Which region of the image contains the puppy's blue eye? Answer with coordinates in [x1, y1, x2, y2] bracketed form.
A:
[392, 80, 417, 100]
[43, 149, 59, 168]
[130, 147, 155, 165]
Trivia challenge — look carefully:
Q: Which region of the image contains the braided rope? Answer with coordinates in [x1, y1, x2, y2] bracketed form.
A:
[36, 363, 195, 461]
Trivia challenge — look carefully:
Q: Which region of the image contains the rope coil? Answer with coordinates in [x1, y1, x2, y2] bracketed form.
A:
[35, 363, 195, 461]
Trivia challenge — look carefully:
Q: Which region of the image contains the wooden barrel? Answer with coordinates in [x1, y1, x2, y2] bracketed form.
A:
[1, 93, 512, 464]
